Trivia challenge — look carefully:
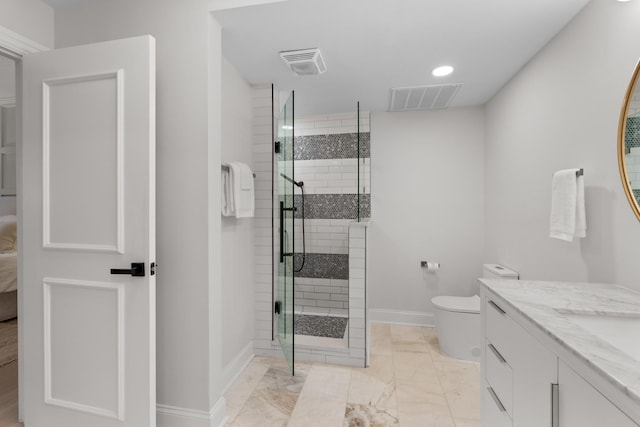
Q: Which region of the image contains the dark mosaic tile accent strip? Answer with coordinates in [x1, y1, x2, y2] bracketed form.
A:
[294, 314, 348, 338]
[626, 117, 640, 150]
[633, 189, 640, 202]
[292, 132, 370, 160]
[294, 253, 348, 279]
[294, 194, 371, 219]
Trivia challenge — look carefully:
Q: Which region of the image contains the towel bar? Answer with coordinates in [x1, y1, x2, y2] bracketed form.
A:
[553, 169, 583, 177]
[221, 164, 256, 178]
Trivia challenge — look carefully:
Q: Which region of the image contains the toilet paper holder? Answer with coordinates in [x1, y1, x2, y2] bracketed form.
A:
[420, 261, 440, 269]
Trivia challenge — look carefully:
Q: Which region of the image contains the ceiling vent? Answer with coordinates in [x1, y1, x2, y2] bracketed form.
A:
[389, 83, 463, 112]
[280, 48, 327, 76]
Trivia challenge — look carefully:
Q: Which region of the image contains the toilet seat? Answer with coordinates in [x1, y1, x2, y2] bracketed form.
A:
[431, 295, 480, 314]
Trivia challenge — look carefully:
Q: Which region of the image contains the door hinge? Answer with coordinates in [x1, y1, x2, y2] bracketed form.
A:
[150, 262, 156, 276]
[275, 141, 281, 154]
[274, 300, 281, 314]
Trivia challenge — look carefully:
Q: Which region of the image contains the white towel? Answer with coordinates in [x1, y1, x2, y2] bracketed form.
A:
[550, 169, 586, 242]
[221, 166, 234, 217]
[228, 162, 255, 218]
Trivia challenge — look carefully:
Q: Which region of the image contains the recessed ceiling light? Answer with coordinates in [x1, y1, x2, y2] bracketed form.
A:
[432, 65, 454, 77]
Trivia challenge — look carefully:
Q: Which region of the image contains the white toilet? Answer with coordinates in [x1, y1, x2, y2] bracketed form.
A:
[431, 264, 519, 362]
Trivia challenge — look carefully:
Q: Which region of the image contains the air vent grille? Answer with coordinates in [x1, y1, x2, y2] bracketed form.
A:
[280, 48, 327, 76]
[389, 84, 463, 112]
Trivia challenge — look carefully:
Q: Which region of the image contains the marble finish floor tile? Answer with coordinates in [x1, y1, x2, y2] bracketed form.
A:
[225, 324, 480, 427]
[225, 361, 271, 423]
[288, 364, 352, 427]
[344, 403, 398, 426]
[227, 364, 309, 427]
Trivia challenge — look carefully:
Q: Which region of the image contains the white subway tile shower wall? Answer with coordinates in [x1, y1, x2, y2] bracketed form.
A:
[294, 159, 371, 195]
[348, 222, 368, 366]
[293, 219, 351, 255]
[295, 114, 370, 136]
[293, 112, 371, 313]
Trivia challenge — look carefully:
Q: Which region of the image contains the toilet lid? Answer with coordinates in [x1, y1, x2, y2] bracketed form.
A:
[431, 295, 481, 314]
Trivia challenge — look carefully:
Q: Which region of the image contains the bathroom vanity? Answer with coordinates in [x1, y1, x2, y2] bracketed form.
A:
[480, 279, 640, 427]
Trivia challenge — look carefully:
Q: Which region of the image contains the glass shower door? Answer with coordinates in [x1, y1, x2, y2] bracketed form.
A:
[277, 91, 295, 374]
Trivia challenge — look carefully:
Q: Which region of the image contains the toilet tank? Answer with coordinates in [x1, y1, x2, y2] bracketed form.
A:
[482, 264, 519, 280]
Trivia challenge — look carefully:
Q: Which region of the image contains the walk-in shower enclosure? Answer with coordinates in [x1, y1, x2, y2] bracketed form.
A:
[252, 84, 370, 368]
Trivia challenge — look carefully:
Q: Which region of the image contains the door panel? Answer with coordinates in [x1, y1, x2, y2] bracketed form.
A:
[45, 279, 124, 419]
[277, 91, 294, 374]
[44, 71, 123, 252]
[22, 35, 155, 427]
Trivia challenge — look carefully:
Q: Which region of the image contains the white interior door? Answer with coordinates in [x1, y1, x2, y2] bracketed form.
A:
[21, 35, 156, 427]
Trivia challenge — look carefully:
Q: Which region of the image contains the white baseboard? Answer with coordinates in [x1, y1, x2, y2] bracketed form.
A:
[221, 340, 255, 395]
[369, 309, 435, 326]
[157, 397, 227, 427]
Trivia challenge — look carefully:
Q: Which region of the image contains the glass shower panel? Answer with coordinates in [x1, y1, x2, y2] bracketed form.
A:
[276, 91, 295, 374]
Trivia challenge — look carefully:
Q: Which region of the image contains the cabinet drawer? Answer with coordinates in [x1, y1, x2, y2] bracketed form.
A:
[486, 339, 513, 417]
[484, 382, 512, 427]
[485, 297, 516, 361]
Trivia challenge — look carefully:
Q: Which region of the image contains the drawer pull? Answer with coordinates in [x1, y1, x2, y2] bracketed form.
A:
[488, 343, 507, 364]
[489, 300, 506, 315]
[487, 386, 506, 412]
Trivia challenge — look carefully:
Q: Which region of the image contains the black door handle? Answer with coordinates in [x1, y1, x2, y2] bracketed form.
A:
[279, 202, 295, 263]
[280, 201, 284, 263]
[111, 262, 145, 277]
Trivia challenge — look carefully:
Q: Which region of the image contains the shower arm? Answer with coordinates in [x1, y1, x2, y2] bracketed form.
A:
[280, 173, 304, 188]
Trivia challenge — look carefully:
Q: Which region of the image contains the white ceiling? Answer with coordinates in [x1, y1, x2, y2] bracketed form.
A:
[38, 0, 592, 116]
[214, 0, 591, 116]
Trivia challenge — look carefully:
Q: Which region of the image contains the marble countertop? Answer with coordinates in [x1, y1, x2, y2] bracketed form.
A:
[479, 279, 640, 410]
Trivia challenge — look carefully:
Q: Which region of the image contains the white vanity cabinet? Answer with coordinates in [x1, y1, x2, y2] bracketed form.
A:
[483, 294, 557, 427]
[481, 288, 640, 427]
[559, 360, 638, 427]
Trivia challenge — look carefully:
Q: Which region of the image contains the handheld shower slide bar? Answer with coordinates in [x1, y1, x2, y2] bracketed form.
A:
[279, 173, 306, 272]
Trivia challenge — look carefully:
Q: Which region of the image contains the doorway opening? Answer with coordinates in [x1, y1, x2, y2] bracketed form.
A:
[0, 51, 20, 426]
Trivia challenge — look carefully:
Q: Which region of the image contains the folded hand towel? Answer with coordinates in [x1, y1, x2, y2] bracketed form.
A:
[574, 174, 586, 238]
[550, 169, 586, 242]
[221, 165, 234, 217]
[228, 162, 255, 218]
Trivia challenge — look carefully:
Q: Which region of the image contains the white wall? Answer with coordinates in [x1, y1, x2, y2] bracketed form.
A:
[368, 108, 485, 324]
[485, 0, 640, 287]
[0, 0, 53, 49]
[220, 57, 254, 382]
[55, 0, 221, 420]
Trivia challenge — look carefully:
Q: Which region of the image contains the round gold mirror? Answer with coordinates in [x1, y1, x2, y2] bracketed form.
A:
[619, 60, 640, 220]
